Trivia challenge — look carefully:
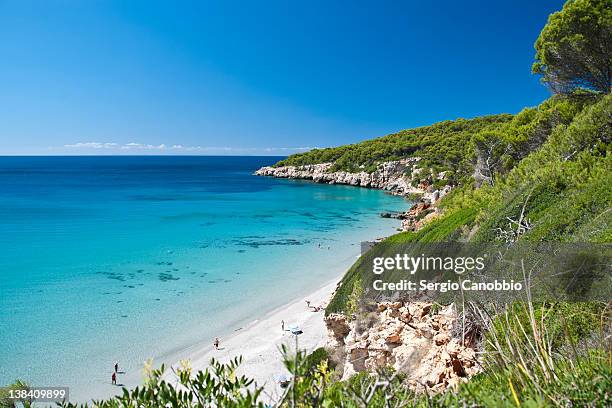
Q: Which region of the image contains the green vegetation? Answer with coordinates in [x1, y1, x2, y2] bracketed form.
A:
[327, 90, 611, 315]
[301, 348, 333, 373]
[344, 277, 364, 318]
[5, 1, 608, 407]
[57, 358, 264, 408]
[533, 0, 611, 94]
[318, 1, 611, 404]
[275, 114, 512, 183]
[276, 1, 611, 181]
[319, 86, 612, 408]
[0, 380, 31, 408]
[432, 352, 611, 407]
[322, 96, 611, 408]
[468, 93, 610, 244]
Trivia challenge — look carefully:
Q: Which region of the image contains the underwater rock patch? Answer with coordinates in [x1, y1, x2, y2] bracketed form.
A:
[232, 238, 310, 248]
[158, 272, 180, 282]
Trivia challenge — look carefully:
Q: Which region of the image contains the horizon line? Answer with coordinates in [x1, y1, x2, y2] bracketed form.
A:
[0, 153, 292, 157]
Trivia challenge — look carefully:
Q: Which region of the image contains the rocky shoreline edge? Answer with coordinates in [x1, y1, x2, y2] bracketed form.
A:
[255, 159, 453, 232]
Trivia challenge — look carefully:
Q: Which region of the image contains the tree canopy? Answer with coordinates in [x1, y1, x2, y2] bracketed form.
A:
[533, 0, 612, 94]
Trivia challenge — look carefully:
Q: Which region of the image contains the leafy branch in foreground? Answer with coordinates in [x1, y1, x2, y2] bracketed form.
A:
[59, 357, 264, 408]
[0, 380, 32, 408]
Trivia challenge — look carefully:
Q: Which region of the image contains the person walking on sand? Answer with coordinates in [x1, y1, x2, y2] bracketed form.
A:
[213, 337, 220, 350]
[111, 371, 117, 385]
[114, 361, 119, 373]
[306, 300, 311, 308]
[281, 320, 285, 331]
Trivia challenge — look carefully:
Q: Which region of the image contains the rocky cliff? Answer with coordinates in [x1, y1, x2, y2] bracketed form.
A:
[256, 159, 454, 231]
[255, 159, 423, 196]
[325, 301, 480, 393]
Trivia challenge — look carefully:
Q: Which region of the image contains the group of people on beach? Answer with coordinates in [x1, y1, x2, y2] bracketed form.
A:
[305, 299, 324, 312]
[108, 297, 322, 386]
[279, 299, 325, 331]
[210, 297, 326, 354]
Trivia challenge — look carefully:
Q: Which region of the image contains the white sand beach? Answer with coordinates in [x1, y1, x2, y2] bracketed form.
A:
[99, 277, 340, 404]
[168, 278, 338, 402]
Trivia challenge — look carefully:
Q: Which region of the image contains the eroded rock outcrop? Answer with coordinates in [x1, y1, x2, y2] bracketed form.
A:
[393, 184, 452, 231]
[255, 159, 423, 196]
[324, 301, 480, 393]
[256, 160, 454, 232]
[325, 313, 351, 347]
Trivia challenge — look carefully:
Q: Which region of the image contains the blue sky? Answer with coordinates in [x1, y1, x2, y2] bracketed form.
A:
[0, 0, 565, 155]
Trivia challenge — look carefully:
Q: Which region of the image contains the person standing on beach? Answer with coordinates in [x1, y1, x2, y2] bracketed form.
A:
[213, 337, 220, 350]
[114, 361, 119, 373]
[111, 372, 116, 385]
[305, 300, 311, 309]
[281, 320, 285, 331]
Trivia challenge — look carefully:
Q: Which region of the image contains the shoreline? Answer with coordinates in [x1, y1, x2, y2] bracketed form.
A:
[103, 230, 403, 403]
[60, 179, 411, 403]
[158, 219, 409, 401]
[171, 277, 340, 401]
[74, 176, 411, 403]
[99, 242, 387, 403]
[106, 275, 343, 403]
[254, 160, 423, 197]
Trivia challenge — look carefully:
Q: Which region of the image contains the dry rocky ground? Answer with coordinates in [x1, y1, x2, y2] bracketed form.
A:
[325, 301, 480, 393]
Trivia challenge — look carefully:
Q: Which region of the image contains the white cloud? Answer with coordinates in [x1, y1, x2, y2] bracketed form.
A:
[64, 142, 119, 149]
[60, 141, 315, 155]
[118, 142, 166, 150]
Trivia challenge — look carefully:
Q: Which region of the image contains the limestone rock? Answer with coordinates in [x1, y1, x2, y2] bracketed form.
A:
[434, 332, 450, 346]
[255, 159, 424, 196]
[255, 160, 452, 233]
[325, 313, 351, 346]
[330, 301, 481, 395]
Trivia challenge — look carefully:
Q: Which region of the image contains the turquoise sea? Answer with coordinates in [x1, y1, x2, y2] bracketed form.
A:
[0, 156, 407, 399]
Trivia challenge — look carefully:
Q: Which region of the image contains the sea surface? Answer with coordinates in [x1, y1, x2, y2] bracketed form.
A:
[0, 156, 407, 399]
